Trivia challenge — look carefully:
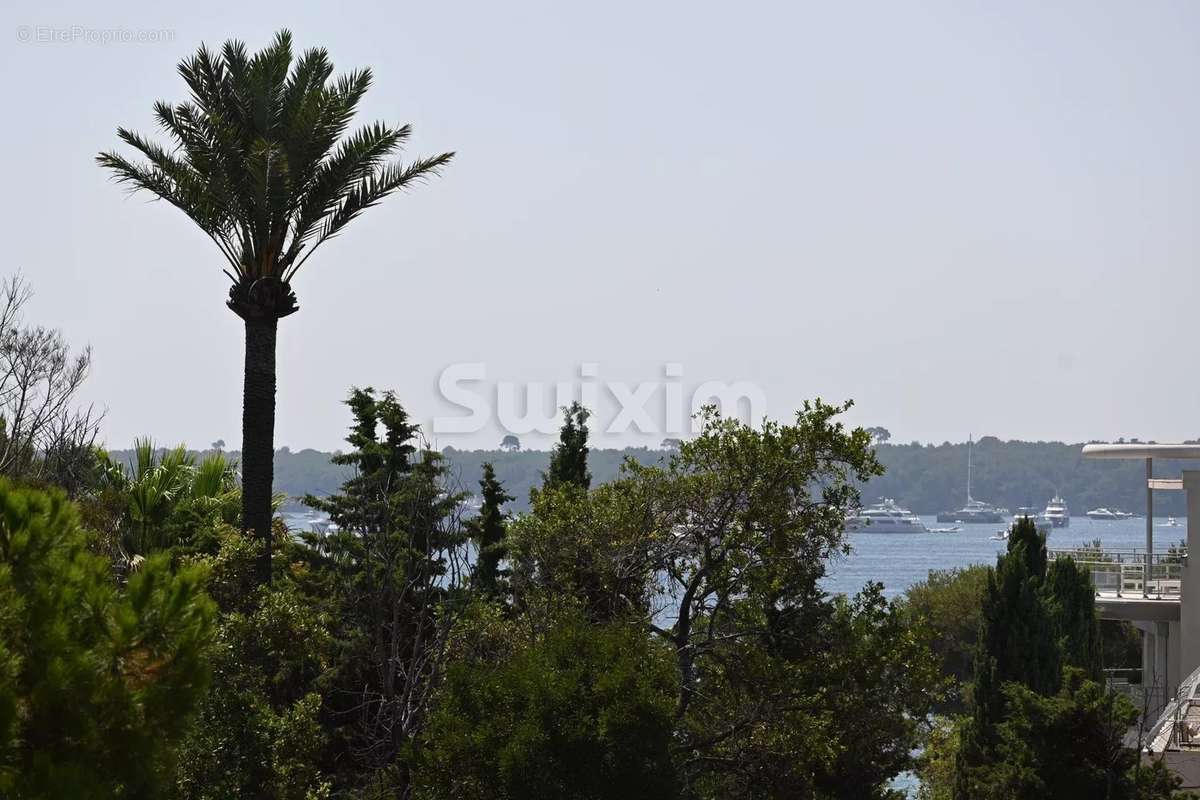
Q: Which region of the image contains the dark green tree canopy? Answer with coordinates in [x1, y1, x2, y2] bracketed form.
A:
[467, 462, 514, 599]
[544, 402, 591, 492]
[0, 480, 214, 797]
[305, 387, 424, 534]
[953, 517, 1112, 799]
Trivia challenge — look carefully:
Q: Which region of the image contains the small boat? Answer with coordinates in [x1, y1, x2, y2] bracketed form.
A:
[846, 499, 927, 533]
[1160, 517, 1182, 528]
[928, 525, 962, 533]
[991, 530, 1009, 541]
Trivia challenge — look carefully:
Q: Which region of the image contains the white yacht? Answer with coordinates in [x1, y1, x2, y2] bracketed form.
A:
[1087, 507, 1135, 521]
[847, 499, 927, 533]
[1042, 494, 1070, 528]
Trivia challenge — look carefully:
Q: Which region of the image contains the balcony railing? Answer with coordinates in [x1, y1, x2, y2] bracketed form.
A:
[1147, 664, 1200, 752]
[1047, 548, 1185, 598]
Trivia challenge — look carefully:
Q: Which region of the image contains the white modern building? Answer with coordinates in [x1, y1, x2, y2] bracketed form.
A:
[1065, 443, 1200, 790]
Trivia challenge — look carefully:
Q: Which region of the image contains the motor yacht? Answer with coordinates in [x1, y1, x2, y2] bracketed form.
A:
[1042, 494, 1070, 528]
[1087, 507, 1135, 521]
[846, 499, 927, 533]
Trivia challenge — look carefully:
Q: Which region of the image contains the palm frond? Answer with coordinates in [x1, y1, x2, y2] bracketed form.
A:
[99, 30, 452, 291]
[282, 122, 410, 267]
[193, 451, 237, 498]
[132, 436, 156, 480]
[291, 151, 454, 276]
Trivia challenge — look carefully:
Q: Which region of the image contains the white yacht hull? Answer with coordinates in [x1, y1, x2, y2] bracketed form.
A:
[846, 520, 926, 534]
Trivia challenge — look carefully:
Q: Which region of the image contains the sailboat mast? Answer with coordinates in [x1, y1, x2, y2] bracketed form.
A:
[966, 435, 973, 504]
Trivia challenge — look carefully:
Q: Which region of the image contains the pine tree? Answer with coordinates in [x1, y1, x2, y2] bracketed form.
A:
[467, 463, 513, 599]
[544, 402, 591, 491]
[0, 480, 214, 796]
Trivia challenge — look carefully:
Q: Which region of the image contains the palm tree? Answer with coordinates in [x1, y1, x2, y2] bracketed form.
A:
[97, 438, 238, 558]
[98, 31, 452, 582]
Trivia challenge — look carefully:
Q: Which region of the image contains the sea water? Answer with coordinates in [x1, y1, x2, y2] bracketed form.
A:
[825, 515, 1187, 599]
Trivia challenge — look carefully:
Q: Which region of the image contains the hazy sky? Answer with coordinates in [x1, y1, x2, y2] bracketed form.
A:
[3, 0, 1198, 451]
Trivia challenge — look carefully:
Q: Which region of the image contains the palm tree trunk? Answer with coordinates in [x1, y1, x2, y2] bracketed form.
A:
[242, 316, 277, 584]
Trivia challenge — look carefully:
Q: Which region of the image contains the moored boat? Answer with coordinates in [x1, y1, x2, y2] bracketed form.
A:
[937, 437, 1006, 523]
[1042, 494, 1070, 528]
[846, 499, 927, 533]
[1087, 507, 1135, 521]
[937, 498, 1006, 524]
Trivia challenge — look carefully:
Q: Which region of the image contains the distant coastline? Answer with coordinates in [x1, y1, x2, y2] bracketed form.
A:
[104, 437, 1191, 515]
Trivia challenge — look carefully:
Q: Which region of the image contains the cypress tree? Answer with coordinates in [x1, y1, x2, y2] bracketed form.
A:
[1044, 556, 1104, 680]
[302, 388, 464, 778]
[468, 462, 513, 598]
[307, 387, 419, 535]
[544, 402, 591, 491]
[954, 516, 1106, 798]
[980, 519, 1060, 698]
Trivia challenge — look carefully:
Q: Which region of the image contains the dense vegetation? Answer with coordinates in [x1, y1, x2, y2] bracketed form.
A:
[2, 384, 953, 798]
[903, 564, 1144, 714]
[21, 387, 1188, 797]
[8, 292, 1195, 797]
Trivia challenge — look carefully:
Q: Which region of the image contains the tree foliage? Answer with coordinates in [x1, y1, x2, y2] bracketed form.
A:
[905, 563, 1146, 716]
[866, 437, 1189, 515]
[97, 29, 453, 299]
[466, 462, 512, 599]
[983, 669, 1189, 800]
[0, 480, 214, 797]
[301, 388, 469, 788]
[902, 565, 991, 712]
[945, 518, 1187, 800]
[93, 438, 239, 561]
[0, 276, 100, 494]
[170, 435, 1190, 518]
[543, 402, 591, 492]
[508, 401, 942, 798]
[174, 527, 333, 800]
[415, 611, 677, 800]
